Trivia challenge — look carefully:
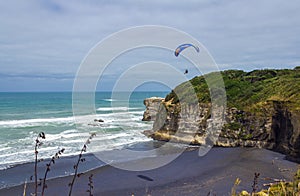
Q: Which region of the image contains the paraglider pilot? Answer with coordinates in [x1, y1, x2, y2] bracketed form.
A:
[174, 43, 199, 75]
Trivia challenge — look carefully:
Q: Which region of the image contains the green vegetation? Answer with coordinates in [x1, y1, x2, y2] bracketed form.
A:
[232, 168, 300, 195]
[166, 67, 300, 112]
[225, 122, 242, 131]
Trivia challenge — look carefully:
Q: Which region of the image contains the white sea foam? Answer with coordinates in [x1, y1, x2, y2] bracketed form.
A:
[96, 107, 128, 111]
[0, 127, 153, 171]
[61, 129, 78, 134]
[0, 112, 129, 128]
[44, 131, 89, 142]
[0, 116, 75, 128]
[0, 147, 12, 153]
[0, 92, 168, 174]
[101, 99, 117, 102]
[0, 105, 153, 171]
[96, 107, 140, 112]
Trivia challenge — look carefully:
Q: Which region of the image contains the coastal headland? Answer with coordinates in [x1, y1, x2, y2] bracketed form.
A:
[144, 68, 300, 162]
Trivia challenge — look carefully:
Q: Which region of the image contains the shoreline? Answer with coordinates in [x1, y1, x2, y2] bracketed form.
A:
[0, 146, 298, 195]
[0, 153, 105, 189]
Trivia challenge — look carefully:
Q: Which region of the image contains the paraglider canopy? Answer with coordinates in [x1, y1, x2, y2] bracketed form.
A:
[174, 43, 200, 75]
[174, 43, 199, 57]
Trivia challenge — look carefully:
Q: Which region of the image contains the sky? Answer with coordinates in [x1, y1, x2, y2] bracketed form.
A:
[0, 0, 299, 92]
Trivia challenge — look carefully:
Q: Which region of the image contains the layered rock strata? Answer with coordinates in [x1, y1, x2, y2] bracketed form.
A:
[144, 99, 300, 161]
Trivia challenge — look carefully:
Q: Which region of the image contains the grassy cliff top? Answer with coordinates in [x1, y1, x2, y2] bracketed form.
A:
[165, 67, 300, 111]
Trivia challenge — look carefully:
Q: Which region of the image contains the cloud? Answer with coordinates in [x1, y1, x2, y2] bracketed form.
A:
[0, 72, 74, 80]
[0, 0, 300, 91]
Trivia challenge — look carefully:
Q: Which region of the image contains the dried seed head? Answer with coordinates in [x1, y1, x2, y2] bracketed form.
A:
[39, 132, 46, 139]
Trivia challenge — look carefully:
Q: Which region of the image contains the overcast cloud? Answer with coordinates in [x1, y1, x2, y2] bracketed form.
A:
[0, 0, 299, 91]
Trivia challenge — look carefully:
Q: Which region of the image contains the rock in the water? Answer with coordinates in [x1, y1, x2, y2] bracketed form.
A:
[94, 119, 104, 123]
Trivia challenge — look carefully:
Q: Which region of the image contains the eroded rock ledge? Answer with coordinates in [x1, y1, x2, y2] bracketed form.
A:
[142, 97, 165, 121]
[144, 99, 300, 161]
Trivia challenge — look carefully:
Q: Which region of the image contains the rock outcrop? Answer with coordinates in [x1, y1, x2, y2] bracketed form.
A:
[218, 101, 300, 160]
[144, 68, 300, 161]
[142, 97, 165, 121]
[146, 99, 300, 160]
[149, 101, 211, 144]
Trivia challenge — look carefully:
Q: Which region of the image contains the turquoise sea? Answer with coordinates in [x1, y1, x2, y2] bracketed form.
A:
[0, 92, 168, 170]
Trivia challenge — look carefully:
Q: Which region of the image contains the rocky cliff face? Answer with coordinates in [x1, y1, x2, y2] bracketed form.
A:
[270, 101, 300, 159]
[149, 100, 211, 145]
[220, 101, 300, 160]
[142, 97, 165, 121]
[146, 99, 300, 161]
[144, 69, 300, 160]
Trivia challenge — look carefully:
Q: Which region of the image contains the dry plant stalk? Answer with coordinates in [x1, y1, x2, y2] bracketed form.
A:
[68, 133, 96, 196]
[41, 148, 65, 196]
[33, 132, 45, 196]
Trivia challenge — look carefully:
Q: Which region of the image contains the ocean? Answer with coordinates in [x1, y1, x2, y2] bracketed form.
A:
[0, 91, 168, 171]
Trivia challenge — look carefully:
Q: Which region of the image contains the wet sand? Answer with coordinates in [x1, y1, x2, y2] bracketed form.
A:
[0, 147, 298, 196]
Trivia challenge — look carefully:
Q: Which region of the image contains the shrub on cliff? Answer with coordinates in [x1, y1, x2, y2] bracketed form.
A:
[166, 67, 300, 112]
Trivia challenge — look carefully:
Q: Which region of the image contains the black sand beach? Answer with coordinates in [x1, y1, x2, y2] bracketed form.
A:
[0, 146, 298, 196]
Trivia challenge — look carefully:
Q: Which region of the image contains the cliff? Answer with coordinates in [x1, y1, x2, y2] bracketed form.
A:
[142, 97, 165, 121]
[146, 67, 300, 161]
